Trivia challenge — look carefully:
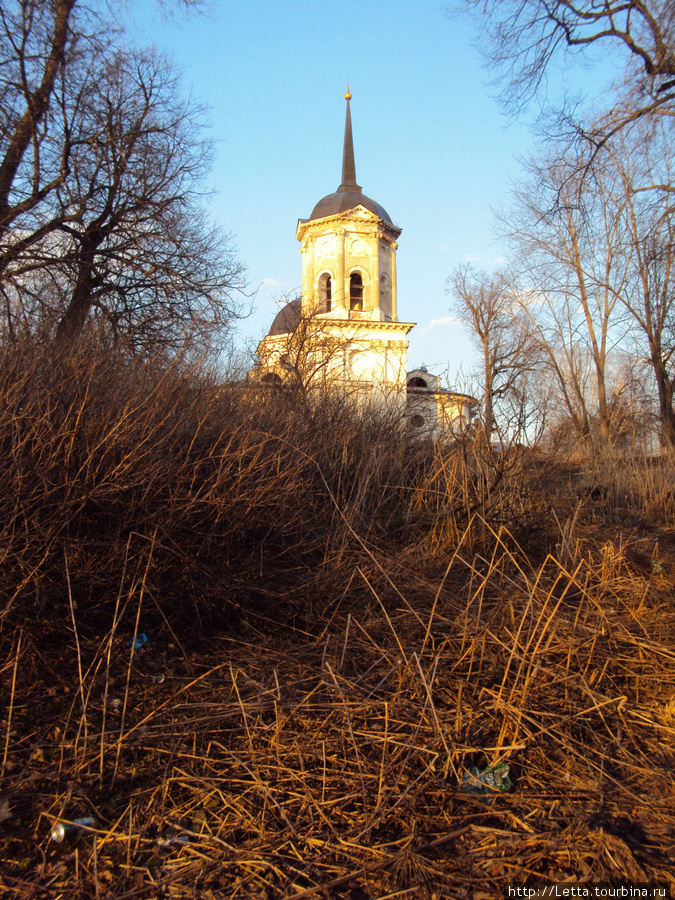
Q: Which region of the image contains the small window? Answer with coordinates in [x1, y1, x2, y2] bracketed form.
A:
[410, 415, 425, 429]
[319, 273, 332, 312]
[261, 372, 282, 386]
[350, 272, 363, 310]
[408, 377, 428, 390]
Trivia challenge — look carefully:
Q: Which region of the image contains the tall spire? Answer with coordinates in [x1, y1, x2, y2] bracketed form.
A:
[338, 85, 361, 193]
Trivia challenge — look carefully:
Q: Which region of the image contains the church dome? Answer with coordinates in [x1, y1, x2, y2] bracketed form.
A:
[309, 189, 393, 224]
[268, 297, 301, 336]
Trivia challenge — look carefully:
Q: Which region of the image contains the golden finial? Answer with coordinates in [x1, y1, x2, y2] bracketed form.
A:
[345, 82, 351, 101]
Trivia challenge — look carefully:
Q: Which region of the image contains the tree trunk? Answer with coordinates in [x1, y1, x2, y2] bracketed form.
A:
[651, 351, 675, 450]
[0, 0, 77, 234]
[56, 229, 105, 342]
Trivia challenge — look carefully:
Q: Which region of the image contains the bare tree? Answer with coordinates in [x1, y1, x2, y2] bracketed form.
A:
[252, 299, 355, 399]
[0, 0, 243, 350]
[454, 3, 675, 451]
[51, 49, 243, 350]
[0, 1, 80, 283]
[455, 0, 675, 118]
[252, 296, 409, 419]
[602, 117, 675, 447]
[448, 264, 539, 442]
[500, 141, 633, 451]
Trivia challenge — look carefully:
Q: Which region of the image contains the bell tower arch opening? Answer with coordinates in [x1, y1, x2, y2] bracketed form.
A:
[349, 272, 364, 310]
[319, 272, 333, 312]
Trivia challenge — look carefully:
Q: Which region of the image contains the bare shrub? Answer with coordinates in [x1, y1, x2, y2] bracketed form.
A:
[0, 337, 467, 634]
[1, 337, 674, 896]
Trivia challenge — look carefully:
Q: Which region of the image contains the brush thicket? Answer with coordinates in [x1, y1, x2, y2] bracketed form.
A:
[0, 337, 673, 898]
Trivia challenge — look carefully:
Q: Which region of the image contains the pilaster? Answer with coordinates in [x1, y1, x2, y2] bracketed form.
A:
[390, 242, 398, 322]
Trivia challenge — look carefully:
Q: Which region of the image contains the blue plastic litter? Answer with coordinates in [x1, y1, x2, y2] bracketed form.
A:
[127, 633, 148, 652]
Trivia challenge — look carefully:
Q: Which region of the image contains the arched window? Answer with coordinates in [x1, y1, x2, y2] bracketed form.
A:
[260, 372, 282, 386]
[410, 415, 425, 429]
[408, 376, 428, 390]
[349, 272, 363, 310]
[319, 273, 332, 312]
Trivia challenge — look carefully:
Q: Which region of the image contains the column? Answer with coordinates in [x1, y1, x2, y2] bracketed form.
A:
[337, 228, 347, 312]
[303, 241, 314, 315]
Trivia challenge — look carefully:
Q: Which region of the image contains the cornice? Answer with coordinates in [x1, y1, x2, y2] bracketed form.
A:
[326, 319, 415, 335]
[296, 208, 402, 242]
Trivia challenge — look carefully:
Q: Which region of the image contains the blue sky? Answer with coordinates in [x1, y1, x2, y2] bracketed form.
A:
[128, 0, 619, 384]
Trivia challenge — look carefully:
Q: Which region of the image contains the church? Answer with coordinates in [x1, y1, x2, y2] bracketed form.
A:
[250, 90, 474, 436]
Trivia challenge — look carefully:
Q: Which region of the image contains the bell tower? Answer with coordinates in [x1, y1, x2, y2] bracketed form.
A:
[251, 90, 474, 434]
[253, 89, 416, 404]
[296, 89, 401, 324]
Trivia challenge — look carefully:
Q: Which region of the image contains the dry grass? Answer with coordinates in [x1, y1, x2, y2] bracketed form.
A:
[0, 338, 673, 898]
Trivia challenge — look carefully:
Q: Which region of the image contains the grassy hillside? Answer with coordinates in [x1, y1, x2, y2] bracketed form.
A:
[0, 339, 673, 899]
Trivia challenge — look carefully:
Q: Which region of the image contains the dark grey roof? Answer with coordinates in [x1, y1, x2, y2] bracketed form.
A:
[309, 190, 393, 224]
[268, 298, 301, 336]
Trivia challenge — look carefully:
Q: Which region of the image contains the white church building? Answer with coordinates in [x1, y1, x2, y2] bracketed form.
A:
[250, 90, 474, 436]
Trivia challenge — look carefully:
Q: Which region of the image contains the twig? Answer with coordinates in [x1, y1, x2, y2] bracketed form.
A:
[65, 552, 88, 762]
[1, 629, 22, 782]
[280, 826, 470, 899]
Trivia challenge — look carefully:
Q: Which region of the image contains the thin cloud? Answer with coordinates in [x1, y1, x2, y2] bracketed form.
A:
[419, 314, 462, 336]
